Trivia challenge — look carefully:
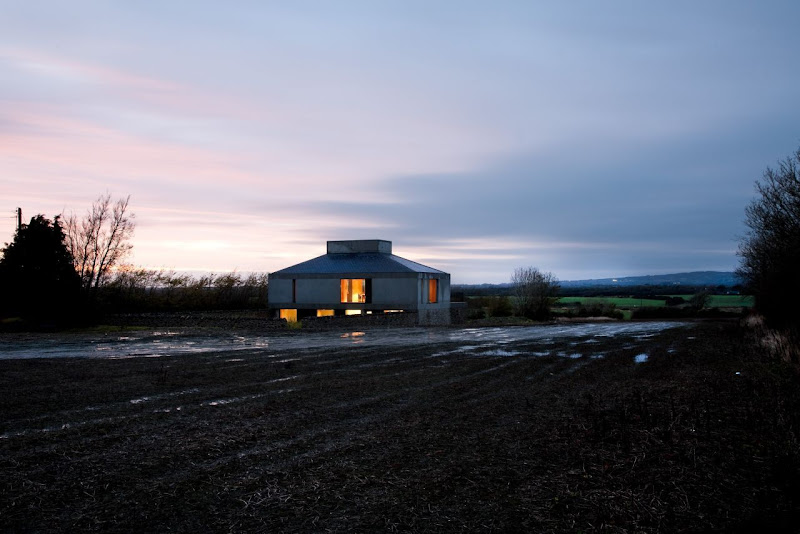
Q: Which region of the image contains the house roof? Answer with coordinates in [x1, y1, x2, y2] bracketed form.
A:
[272, 253, 447, 275]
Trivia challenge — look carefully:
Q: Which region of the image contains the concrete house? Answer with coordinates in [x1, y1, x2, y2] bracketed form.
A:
[268, 240, 451, 325]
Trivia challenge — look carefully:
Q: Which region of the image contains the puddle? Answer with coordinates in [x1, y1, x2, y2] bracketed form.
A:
[634, 353, 649, 364]
[477, 349, 521, 357]
[428, 345, 482, 358]
[205, 398, 239, 407]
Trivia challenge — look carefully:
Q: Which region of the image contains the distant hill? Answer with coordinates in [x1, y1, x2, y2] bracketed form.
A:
[454, 271, 742, 292]
[559, 271, 742, 288]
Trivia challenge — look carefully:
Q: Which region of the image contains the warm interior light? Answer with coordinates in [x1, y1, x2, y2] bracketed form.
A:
[341, 279, 367, 303]
[316, 309, 334, 317]
[279, 309, 297, 322]
[345, 309, 362, 316]
[428, 279, 438, 303]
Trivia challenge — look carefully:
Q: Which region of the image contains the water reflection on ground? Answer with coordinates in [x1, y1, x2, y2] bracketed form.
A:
[0, 321, 688, 360]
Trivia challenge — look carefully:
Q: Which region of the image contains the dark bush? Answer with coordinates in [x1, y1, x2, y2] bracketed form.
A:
[466, 296, 513, 318]
[664, 296, 686, 306]
[556, 302, 623, 320]
[487, 296, 513, 317]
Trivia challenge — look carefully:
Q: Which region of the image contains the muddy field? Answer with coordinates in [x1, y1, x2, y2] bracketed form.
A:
[1, 321, 799, 532]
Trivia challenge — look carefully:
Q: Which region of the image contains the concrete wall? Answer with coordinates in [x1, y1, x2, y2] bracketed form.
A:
[296, 278, 340, 304]
[326, 240, 392, 254]
[268, 278, 293, 304]
[416, 274, 451, 311]
[417, 307, 451, 326]
[373, 277, 418, 308]
[269, 275, 423, 310]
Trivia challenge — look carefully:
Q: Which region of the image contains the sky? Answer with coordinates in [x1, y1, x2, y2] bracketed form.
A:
[1, 1, 799, 283]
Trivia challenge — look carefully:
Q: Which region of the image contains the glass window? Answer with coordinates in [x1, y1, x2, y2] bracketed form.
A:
[428, 279, 438, 303]
[316, 309, 334, 317]
[341, 279, 368, 303]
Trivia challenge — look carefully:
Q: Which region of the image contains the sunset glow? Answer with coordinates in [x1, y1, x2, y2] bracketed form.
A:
[2, 3, 799, 282]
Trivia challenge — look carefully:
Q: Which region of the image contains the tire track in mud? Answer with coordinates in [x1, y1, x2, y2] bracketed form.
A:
[156, 345, 588, 479]
[36, 345, 522, 487]
[1, 324, 692, 530]
[0, 327, 652, 442]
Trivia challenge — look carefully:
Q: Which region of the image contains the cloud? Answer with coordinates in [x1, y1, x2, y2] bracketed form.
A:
[2, 2, 800, 282]
[288, 114, 799, 281]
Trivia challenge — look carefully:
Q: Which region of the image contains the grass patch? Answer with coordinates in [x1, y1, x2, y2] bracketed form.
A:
[677, 294, 755, 307]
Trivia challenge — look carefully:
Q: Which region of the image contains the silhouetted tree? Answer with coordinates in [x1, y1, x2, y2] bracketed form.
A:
[65, 194, 135, 295]
[690, 289, 711, 311]
[737, 146, 800, 328]
[0, 215, 81, 322]
[511, 266, 560, 320]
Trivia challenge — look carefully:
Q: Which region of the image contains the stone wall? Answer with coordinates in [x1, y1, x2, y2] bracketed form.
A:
[450, 302, 467, 325]
[106, 306, 464, 331]
[105, 311, 288, 331]
[417, 308, 451, 326]
[300, 311, 417, 330]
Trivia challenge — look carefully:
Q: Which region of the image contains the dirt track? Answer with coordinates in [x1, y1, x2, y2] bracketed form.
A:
[1, 321, 799, 532]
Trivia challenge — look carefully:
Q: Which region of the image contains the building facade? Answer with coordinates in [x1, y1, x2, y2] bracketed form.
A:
[268, 240, 451, 325]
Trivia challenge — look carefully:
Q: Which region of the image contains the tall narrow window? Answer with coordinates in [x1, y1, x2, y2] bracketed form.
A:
[428, 278, 438, 303]
[340, 279, 369, 303]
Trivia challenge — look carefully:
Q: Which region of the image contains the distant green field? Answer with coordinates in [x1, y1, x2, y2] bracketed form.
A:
[558, 295, 754, 308]
[558, 297, 665, 308]
[676, 295, 755, 308]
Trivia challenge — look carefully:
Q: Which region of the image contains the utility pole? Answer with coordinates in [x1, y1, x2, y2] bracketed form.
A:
[17, 207, 22, 230]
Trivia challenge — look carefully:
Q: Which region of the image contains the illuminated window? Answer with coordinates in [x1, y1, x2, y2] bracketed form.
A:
[316, 309, 334, 317]
[345, 309, 362, 316]
[428, 279, 438, 303]
[279, 309, 297, 322]
[341, 279, 370, 303]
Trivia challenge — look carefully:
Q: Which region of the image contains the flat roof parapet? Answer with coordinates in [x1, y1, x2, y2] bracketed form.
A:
[327, 240, 392, 254]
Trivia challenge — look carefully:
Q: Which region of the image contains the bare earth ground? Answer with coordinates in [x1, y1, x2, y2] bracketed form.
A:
[1, 321, 799, 532]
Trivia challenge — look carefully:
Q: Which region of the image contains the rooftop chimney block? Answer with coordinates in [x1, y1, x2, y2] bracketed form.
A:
[327, 240, 392, 254]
